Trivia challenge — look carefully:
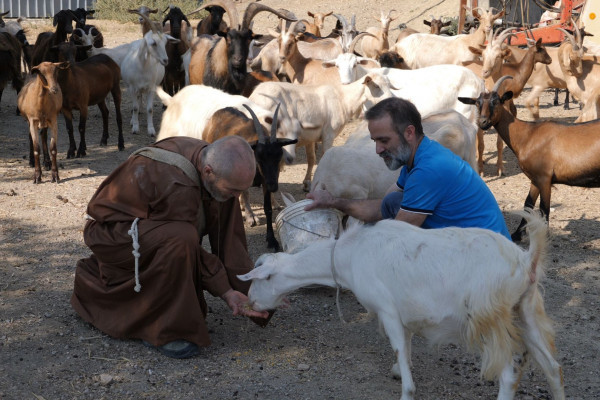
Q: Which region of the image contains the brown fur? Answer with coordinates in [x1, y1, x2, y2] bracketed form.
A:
[17, 62, 63, 183]
[459, 76, 600, 241]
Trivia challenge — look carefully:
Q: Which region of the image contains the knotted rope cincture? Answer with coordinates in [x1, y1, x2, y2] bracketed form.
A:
[128, 217, 142, 293]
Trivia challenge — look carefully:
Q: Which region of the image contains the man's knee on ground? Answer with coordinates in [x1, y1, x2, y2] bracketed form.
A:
[381, 192, 404, 219]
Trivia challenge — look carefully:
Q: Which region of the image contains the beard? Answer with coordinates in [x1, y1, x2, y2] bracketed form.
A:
[203, 176, 230, 202]
[380, 142, 412, 170]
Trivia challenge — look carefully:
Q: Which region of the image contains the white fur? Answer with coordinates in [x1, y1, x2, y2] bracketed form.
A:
[120, 29, 175, 136]
[249, 72, 397, 191]
[239, 213, 564, 400]
[310, 110, 478, 201]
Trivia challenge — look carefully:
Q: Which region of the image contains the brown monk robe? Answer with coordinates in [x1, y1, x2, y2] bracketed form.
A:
[71, 136, 258, 348]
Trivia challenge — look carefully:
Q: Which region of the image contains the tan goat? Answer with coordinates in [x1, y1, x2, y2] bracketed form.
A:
[359, 9, 397, 59]
[17, 61, 63, 183]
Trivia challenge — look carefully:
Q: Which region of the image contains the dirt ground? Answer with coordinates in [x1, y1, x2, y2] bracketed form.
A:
[1, 1, 599, 399]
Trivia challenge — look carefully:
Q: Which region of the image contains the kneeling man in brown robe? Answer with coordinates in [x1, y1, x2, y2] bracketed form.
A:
[71, 136, 268, 359]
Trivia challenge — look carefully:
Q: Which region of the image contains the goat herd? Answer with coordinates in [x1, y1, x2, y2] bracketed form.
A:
[1, 0, 599, 398]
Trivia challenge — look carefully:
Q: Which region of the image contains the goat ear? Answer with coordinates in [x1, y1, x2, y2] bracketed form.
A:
[358, 57, 372, 65]
[468, 46, 482, 56]
[307, 11, 314, 17]
[443, 20, 452, 27]
[276, 138, 298, 147]
[457, 96, 477, 105]
[501, 48, 512, 58]
[58, 61, 70, 70]
[423, 20, 431, 26]
[500, 91, 513, 102]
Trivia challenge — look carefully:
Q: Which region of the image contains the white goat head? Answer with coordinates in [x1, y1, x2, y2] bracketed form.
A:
[322, 32, 377, 84]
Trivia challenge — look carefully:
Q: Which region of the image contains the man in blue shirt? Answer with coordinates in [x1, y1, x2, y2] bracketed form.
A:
[305, 97, 511, 240]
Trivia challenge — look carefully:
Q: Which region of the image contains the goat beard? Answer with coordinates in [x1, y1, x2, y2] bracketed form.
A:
[380, 142, 412, 171]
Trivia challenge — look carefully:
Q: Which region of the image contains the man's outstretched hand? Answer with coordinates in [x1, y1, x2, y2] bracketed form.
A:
[221, 289, 269, 319]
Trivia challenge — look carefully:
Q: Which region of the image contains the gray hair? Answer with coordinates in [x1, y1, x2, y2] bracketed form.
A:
[365, 97, 424, 138]
[202, 136, 255, 179]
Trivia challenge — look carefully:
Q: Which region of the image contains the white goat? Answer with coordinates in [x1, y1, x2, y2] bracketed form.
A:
[121, 16, 177, 136]
[155, 85, 299, 153]
[238, 213, 564, 400]
[311, 110, 478, 201]
[362, 66, 485, 124]
[393, 9, 504, 69]
[249, 72, 397, 191]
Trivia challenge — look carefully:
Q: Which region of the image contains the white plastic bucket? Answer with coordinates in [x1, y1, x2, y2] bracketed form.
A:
[275, 199, 344, 253]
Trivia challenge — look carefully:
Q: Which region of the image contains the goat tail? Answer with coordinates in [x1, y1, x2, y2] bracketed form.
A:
[155, 85, 172, 107]
[515, 208, 549, 285]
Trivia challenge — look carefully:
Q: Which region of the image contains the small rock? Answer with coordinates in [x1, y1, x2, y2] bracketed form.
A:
[297, 363, 310, 371]
[99, 374, 113, 386]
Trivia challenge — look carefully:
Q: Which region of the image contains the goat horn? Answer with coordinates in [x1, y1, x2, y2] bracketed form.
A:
[162, 6, 170, 14]
[132, 11, 159, 34]
[495, 27, 518, 45]
[243, 104, 266, 144]
[571, 18, 582, 45]
[492, 75, 513, 93]
[348, 32, 376, 54]
[287, 20, 302, 35]
[1, 10, 9, 16]
[189, 0, 239, 30]
[271, 103, 281, 141]
[333, 13, 348, 30]
[242, 3, 297, 31]
[557, 28, 579, 50]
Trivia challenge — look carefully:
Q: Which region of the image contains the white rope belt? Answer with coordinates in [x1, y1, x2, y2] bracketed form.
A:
[128, 217, 142, 293]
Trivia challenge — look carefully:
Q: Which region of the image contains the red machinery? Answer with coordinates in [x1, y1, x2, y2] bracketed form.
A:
[459, 0, 587, 45]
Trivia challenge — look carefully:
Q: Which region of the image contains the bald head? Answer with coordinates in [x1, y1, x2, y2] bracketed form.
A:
[200, 136, 256, 201]
[203, 136, 256, 180]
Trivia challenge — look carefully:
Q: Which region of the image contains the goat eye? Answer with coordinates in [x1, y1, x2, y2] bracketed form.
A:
[265, 275, 271, 281]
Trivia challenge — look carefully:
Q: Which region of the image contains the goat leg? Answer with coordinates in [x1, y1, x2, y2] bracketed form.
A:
[63, 110, 77, 159]
[112, 86, 124, 151]
[303, 142, 317, 192]
[563, 89, 570, 110]
[263, 185, 280, 251]
[40, 128, 51, 171]
[29, 124, 42, 184]
[511, 183, 540, 242]
[28, 134, 35, 167]
[379, 312, 416, 399]
[553, 88, 560, 106]
[50, 120, 60, 183]
[76, 109, 88, 158]
[98, 100, 110, 146]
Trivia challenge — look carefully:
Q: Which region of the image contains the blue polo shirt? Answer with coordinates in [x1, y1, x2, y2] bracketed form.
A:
[396, 136, 510, 239]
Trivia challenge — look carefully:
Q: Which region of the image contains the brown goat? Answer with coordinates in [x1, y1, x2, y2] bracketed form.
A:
[303, 11, 333, 37]
[54, 42, 123, 158]
[202, 105, 297, 250]
[193, 5, 228, 36]
[469, 38, 552, 176]
[31, 9, 81, 65]
[17, 62, 63, 183]
[188, 0, 295, 94]
[459, 75, 600, 242]
[423, 16, 452, 35]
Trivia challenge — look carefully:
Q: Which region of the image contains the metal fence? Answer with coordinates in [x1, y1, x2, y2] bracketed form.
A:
[0, 0, 95, 18]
